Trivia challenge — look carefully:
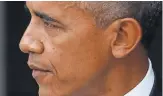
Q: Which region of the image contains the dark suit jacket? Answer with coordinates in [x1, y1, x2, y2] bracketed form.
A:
[150, 78, 162, 96]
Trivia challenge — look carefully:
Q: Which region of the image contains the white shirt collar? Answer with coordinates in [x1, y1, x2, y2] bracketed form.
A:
[124, 58, 155, 96]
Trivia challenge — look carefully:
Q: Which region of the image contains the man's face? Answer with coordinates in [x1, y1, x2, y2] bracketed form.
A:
[19, 2, 113, 96]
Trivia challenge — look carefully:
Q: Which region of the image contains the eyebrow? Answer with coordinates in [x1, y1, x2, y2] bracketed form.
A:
[24, 5, 61, 24]
[34, 11, 60, 23]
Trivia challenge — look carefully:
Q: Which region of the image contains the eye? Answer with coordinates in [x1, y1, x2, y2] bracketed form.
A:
[43, 21, 56, 28]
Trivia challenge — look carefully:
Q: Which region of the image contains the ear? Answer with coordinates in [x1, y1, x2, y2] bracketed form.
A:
[109, 18, 142, 58]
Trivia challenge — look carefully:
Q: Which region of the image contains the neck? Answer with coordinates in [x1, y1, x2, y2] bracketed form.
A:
[72, 45, 149, 96]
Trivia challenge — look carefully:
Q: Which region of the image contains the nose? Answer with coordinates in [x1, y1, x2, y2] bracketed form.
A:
[19, 36, 44, 54]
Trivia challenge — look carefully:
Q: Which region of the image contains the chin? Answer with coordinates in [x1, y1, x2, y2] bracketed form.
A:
[38, 87, 55, 96]
[38, 86, 69, 96]
[37, 77, 85, 96]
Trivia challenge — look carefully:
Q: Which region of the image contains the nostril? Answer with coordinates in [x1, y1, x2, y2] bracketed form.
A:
[29, 40, 44, 54]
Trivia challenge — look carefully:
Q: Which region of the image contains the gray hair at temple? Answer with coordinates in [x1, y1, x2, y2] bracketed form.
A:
[80, 1, 162, 50]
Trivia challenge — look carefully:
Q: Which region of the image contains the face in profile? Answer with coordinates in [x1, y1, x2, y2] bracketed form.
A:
[19, 2, 114, 96]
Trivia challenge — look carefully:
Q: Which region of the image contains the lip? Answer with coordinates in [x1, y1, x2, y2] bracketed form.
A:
[27, 61, 53, 79]
[32, 69, 51, 79]
[28, 63, 50, 72]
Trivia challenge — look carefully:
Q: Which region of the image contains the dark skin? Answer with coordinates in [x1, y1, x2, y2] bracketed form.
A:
[19, 2, 148, 96]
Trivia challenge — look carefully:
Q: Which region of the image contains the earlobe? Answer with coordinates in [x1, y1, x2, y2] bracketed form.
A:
[110, 18, 142, 58]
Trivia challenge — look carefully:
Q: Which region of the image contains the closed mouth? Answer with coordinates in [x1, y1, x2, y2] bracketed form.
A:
[28, 62, 51, 72]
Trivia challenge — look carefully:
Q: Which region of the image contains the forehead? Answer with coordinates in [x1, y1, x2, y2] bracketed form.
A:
[26, 2, 88, 19]
[26, 1, 82, 10]
[26, 1, 95, 26]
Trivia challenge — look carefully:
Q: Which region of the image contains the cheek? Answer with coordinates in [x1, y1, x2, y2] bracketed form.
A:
[49, 32, 107, 80]
[48, 45, 107, 94]
[43, 26, 110, 91]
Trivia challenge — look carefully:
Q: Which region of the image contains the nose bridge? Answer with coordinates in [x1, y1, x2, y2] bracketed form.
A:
[19, 21, 44, 54]
[21, 19, 36, 40]
[23, 19, 38, 37]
